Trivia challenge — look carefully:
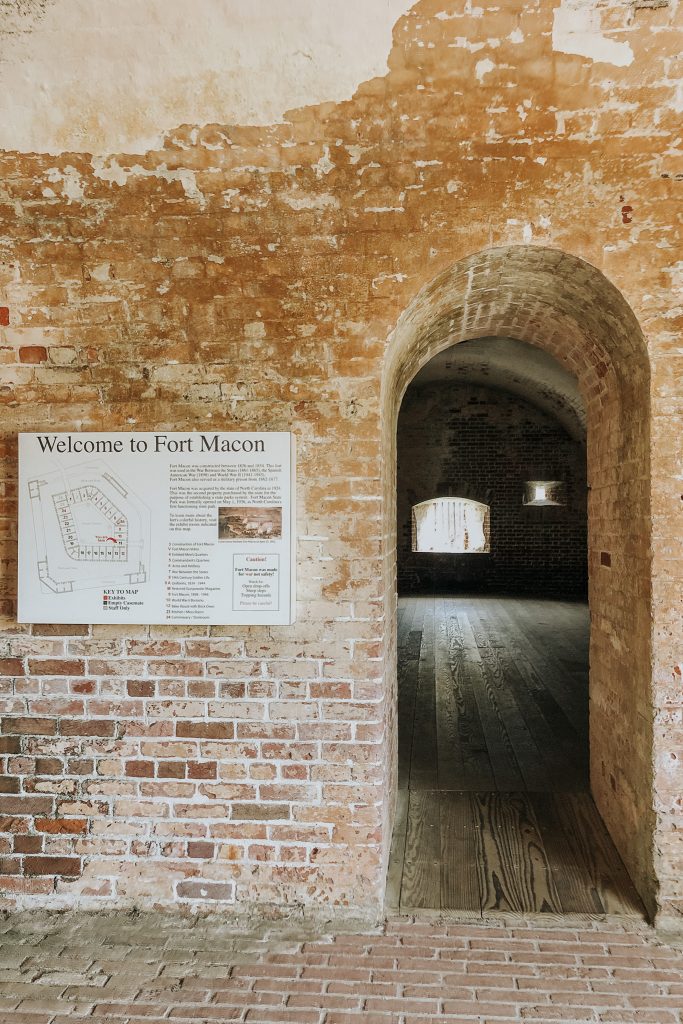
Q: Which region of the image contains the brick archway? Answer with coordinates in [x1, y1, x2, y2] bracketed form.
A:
[381, 245, 655, 916]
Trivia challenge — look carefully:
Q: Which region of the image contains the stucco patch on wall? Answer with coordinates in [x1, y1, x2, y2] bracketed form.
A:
[552, 0, 634, 66]
[0, 0, 415, 155]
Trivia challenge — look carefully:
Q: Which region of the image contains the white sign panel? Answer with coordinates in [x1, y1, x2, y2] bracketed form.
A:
[18, 432, 296, 625]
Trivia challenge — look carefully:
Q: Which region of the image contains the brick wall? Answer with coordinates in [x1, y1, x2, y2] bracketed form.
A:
[0, 0, 681, 929]
[0, 611, 385, 910]
[397, 383, 587, 596]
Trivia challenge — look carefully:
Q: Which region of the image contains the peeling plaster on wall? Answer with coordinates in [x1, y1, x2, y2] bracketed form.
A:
[475, 58, 496, 82]
[0, 0, 415, 155]
[553, 0, 634, 67]
[282, 192, 339, 210]
[45, 165, 85, 202]
[91, 159, 206, 207]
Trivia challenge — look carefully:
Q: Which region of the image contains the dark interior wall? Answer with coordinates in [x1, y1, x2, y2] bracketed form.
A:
[397, 382, 587, 596]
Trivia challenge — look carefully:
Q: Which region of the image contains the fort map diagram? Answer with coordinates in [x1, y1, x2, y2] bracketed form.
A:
[28, 460, 150, 594]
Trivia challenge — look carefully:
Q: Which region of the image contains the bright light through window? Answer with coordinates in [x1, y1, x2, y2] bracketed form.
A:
[523, 480, 566, 506]
[412, 497, 491, 554]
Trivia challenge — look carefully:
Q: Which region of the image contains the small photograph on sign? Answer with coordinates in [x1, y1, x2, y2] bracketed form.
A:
[218, 506, 282, 541]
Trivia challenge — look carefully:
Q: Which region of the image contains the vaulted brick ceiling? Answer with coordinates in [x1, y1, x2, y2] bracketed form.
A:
[409, 336, 587, 441]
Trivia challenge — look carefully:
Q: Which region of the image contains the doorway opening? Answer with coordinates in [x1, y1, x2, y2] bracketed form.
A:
[381, 247, 654, 919]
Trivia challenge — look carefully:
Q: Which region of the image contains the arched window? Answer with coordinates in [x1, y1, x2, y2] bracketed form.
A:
[411, 497, 491, 553]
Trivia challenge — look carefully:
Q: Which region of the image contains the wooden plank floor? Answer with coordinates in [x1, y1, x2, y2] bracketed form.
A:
[387, 595, 645, 918]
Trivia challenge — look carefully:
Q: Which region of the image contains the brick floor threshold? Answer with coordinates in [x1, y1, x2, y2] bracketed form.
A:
[0, 911, 681, 1023]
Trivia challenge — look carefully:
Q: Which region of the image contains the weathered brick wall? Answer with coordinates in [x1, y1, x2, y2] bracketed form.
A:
[0, 0, 681, 929]
[397, 383, 588, 595]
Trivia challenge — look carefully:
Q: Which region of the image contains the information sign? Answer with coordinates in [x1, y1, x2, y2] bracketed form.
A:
[18, 432, 295, 625]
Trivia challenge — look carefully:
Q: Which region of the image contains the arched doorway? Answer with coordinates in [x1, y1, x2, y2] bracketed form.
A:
[380, 246, 654, 917]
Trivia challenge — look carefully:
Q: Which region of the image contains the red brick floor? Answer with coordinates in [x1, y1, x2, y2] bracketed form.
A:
[0, 912, 681, 1023]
